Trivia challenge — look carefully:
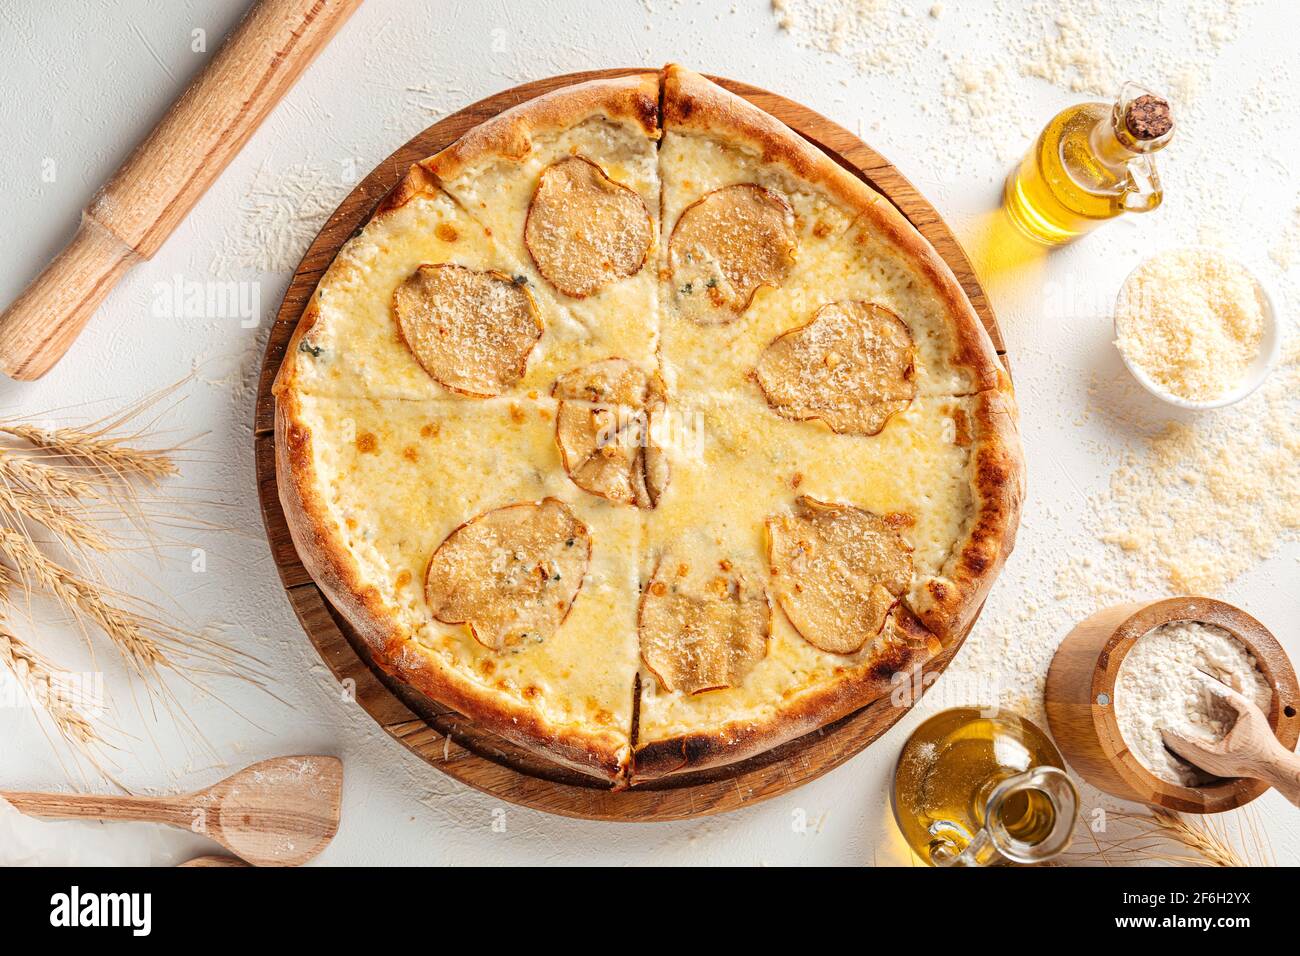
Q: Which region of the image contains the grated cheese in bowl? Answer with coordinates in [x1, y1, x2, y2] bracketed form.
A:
[1113, 248, 1277, 408]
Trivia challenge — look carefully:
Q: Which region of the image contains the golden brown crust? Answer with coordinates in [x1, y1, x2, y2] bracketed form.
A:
[913, 382, 1025, 642]
[422, 73, 660, 185]
[662, 64, 883, 222]
[273, 390, 629, 780]
[632, 606, 940, 779]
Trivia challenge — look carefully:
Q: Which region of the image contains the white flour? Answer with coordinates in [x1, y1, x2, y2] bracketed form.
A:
[1114, 620, 1272, 786]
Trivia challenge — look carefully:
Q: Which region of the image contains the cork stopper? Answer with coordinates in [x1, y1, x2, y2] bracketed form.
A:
[1125, 94, 1173, 140]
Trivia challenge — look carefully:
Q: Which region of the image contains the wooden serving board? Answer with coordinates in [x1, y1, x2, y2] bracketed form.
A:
[253, 69, 1008, 821]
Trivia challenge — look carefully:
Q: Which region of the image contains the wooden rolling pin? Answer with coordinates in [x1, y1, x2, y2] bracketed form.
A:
[2, 756, 343, 867]
[0, 0, 361, 380]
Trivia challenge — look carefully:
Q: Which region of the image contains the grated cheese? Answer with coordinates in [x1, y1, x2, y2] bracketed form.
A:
[1114, 248, 1266, 402]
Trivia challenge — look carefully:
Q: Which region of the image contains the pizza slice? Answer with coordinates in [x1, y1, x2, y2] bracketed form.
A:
[276, 392, 642, 780]
[274, 176, 526, 401]
[424, 73, 661, 373]
[657, 65, 1004, 401]
[633, 388, 1018, 777]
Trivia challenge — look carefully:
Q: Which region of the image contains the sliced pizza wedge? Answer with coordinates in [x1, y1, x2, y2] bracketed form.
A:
[273, 172, 527, 401]
[423, 73, 662, 374]
[657, 65, 1005, 401]
[275, 392, 642, 780]
[633, 388, 1019, 777]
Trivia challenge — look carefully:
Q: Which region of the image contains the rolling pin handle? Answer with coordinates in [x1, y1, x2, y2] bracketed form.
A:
[0, 215, 140, 381]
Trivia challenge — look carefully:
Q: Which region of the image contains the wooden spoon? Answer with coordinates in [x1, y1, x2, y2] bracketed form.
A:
[1163, 674, 1300, 807]
[0, 0, 360, 380]
[178, 855, 252, 867]
[2, 756, 342, 867]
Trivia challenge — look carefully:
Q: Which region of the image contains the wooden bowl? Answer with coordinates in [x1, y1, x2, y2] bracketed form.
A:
[1044, 597, 1300, 813]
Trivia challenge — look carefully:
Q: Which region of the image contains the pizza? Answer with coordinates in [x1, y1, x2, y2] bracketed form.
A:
[273, 65, 1023, 785]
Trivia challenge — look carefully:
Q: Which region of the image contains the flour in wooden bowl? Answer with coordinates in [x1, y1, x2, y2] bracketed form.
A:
[1115, 620, 1272, 787]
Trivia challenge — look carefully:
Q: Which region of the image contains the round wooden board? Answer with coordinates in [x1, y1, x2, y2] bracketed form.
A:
[254, 69, 1009, 821]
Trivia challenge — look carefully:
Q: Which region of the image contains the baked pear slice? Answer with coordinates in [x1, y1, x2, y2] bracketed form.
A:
[393, 263, 542, 397]
[766, 496, 913, 654]
[668, 183, 797, 324]
[524, 155, 654, 298]
[425, 497, 591, 652]
[639, 554, 770, 695]
[553, 358, 669, 508]
[756, 301, 916, 436]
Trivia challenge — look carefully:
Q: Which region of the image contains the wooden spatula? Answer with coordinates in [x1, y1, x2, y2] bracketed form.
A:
[2, 755, 342, 867]
[1163, 673, 1300, 806]
[0, 0, 360, 380]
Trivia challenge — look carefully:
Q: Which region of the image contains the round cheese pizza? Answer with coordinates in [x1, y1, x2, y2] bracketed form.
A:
[273, 65, 1023, 785]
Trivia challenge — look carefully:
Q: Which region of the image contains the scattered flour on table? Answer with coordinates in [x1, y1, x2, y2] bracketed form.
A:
[960, 342, 1300, 727]
[209, 161, 349, 278]
[1075, 341, 1300, 596]
[771, 0, 1260, 162]
[1114, 620, 1272, 786]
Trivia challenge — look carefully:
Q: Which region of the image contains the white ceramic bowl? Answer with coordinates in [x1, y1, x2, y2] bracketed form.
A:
[1113, 248, 1281, 410]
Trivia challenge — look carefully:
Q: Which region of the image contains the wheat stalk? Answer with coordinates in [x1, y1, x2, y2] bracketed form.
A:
[1143, 809, 1251, 867]
[0, 560, 114, 779]
[0, 422, 179, 485]
[1066, 807, 1261, 867]
[0, 627, 104, 751]
[0, 527, 168, 674]
[0, 480, 111, 552]
[0, 383, 266, 785]
[0, 454, 100, 501]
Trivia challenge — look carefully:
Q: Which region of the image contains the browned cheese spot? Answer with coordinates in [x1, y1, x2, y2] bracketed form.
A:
[425, 498, 591, 652]
[668, 183, 797, 324]
[393, 263, 542, 397]
[756, 301, 916, 436]
[766, 496, 913, 654]
[552, 358, 670, 509]
[524, 156, 653, 298]
[639, 554, 769, 694]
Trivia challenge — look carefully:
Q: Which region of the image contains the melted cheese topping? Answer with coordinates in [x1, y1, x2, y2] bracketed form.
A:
[636, 392, 974, 739]
[659, 131, 976, 397]
[436, 117, 661, 364]
[280, 84, 1004, 772]
[297, 394, 640, 738]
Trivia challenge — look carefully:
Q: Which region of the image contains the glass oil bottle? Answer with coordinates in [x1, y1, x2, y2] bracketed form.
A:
[892, 707, 1078, 866]
[1004, 83, 1174, 244]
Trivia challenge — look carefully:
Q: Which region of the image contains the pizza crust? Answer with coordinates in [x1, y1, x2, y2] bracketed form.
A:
[910, 383, 1025, 643]
[273, 68, 1023, 787]
[633, 604, 940, 778]
[274, 391, 636, 781]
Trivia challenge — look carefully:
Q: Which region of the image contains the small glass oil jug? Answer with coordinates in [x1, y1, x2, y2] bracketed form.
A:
[892, 707, 1079, 866]
[1004, 82, 1174, 245]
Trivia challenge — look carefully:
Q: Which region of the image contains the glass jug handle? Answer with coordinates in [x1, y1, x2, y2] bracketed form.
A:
[1121, 162, 1164, 213]
[934, 766, 1079, 867]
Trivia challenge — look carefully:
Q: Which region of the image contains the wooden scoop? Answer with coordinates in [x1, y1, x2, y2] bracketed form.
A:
[1163, 673, 1300, 807]
[1, 755, 342, 867]
[0, 0, 360, 380]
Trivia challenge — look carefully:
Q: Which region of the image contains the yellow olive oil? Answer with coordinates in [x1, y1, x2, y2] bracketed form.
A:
[892, 707, 1077, 866]
[1004, 85, 1174, 245]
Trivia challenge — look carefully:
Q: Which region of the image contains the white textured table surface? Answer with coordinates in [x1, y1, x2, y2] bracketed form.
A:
[0, 0, 1297, 866]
